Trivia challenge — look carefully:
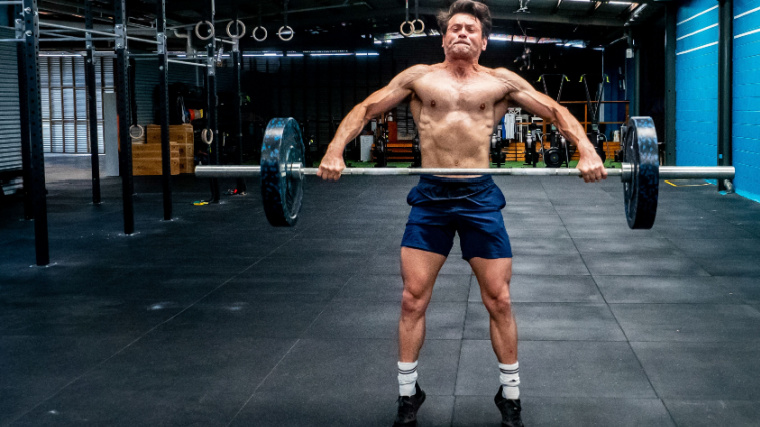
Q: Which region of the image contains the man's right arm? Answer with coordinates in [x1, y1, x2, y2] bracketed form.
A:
[494, 68, 607, 183]
[317, 65, 429, 181]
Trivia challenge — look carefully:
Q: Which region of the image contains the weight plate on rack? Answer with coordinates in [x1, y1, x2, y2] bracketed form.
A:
[623, 116, 659, 229]
[260, 117, 305, 226]
[544, 147, 562, 168]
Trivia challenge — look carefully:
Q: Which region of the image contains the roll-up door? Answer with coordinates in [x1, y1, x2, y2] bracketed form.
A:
[133, 59, 200, 125]
[0, 28, 22, 195]
[40, 55, 113, 153]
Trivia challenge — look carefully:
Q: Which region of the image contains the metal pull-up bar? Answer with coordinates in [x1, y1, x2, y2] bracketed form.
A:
[2, 0, 234, 266]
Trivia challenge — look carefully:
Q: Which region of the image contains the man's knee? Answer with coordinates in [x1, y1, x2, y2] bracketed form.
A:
[481, 283, 513, 317]
[401, 288, 430, 318]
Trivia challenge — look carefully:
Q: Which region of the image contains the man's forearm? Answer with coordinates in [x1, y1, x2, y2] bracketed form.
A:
[553, 109, 596, 156]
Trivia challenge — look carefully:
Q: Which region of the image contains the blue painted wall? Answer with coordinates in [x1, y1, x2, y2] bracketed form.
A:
[676, 0, 719, 168]
[733, 0, 760, 201]
[676, 0, 760, 201]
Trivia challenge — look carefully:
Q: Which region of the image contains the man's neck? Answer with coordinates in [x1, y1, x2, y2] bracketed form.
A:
[443, 58, 479, 79]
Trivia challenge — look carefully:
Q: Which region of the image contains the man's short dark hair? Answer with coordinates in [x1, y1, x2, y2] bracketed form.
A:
[437, 0, 492, 39]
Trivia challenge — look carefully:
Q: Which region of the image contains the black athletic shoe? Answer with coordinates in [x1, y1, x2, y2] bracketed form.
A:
[494, 386, 524, 427]
[393, 383, 426, 426]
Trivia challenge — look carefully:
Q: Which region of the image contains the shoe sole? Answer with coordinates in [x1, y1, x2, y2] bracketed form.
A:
[393, 391, 426, 427]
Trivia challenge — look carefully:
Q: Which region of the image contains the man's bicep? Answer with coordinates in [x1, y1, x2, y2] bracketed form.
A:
[495, 68, 558, 119]
[361, 66, 426, 117]
[509, 89, 560, 120]
[363, 84, 413, 118]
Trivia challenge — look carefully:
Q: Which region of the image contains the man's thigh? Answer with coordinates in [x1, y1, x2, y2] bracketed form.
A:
[400, 246, 447, 301]
[469, 257, 513, 305]
[401, 205, 457, 257]
[457, 210, 513, 261]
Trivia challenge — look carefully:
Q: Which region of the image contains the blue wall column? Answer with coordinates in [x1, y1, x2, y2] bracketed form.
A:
[717, 0, 733, 192]
[665, 2, 677, 166]
[732, 0, 760, 201]
[675, 0, 719, 167]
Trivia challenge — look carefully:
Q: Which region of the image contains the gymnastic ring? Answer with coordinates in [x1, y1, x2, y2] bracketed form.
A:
[226, 20, 246, 39]
[252, 26, 267, 42]
[277, 25, 294, 41]
[129, 124, 144, 139]
[412, 19, 425, 34]
[201, 128, 214, 145]
[400, 20, 414, 37]
[195, 21, 214, 41]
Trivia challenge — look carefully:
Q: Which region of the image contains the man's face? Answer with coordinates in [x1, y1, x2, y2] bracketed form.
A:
[442, 13, 487, 61]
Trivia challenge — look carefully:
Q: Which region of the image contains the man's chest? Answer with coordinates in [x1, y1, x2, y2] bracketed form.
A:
[413, 76, 506, 111]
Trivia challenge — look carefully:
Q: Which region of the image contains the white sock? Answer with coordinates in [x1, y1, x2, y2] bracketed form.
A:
[398, 361, 418, 396]
[499, 362, 520, 400]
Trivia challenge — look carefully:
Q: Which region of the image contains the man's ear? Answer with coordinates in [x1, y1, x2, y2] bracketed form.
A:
[482, 36, 488, 51]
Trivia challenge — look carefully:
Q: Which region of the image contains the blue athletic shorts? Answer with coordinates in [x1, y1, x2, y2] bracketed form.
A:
[401, 175, 513, 260]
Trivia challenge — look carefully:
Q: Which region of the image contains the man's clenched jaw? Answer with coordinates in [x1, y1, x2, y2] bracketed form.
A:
[442, 13, 487, 61]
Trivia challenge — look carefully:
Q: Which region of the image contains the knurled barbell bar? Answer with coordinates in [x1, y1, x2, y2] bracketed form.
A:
[195, 117, 735, 229]
[196, 164, 733, 180]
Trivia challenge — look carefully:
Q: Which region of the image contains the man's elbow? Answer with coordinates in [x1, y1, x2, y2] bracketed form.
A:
[552, 104, 575, 125]
[360, 103, 383, 122]
[553, 104, 569, 118]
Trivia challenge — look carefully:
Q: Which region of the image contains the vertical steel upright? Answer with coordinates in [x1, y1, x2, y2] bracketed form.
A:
[205, 1, 220, 203]
[664, 2, 677, 166]
[114, 0, 134, 234]
[717, 0, 733, 191]
[232, 37, 246, 192]
[84, 0, 101, 204]
[157, 0, 173, 219]
[15, 12, 33, 221]
[631, 32, 640, 117]
[20, 0, 49, 266]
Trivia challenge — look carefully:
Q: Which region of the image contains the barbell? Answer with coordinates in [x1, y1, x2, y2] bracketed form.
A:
[195, 117, 735, 229]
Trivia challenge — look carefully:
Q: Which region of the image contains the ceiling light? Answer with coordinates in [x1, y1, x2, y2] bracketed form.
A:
[489, 34, 512, 41]
[566, 0, 634, 3]
[242, 52, 283, 57]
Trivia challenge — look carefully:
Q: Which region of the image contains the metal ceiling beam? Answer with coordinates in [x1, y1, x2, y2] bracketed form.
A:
[588, 2, 603, 16]
[417, 7, 627, 27]
[38, 5, 113, 23]
[212, 3, 627, 29]
[239, 10, 622, 30]
[41, 0, 112, 16]
[177, 1, 375, 30]
[552, 0, 563, 14]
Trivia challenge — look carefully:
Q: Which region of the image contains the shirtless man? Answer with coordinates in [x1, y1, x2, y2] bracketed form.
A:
[318, 1, 607, 425]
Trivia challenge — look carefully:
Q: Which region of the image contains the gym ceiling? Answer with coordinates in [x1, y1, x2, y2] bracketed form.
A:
[36, 0, 669, 49]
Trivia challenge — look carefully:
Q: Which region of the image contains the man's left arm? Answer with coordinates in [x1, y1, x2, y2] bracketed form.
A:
[496, 69, 607, 183]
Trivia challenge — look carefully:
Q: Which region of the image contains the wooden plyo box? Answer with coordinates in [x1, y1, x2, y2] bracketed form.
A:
[132, 142, 180, 176]
[146, 124, 194, 144]
[178, 143, 194, 174]
[143, 124, 195, 173]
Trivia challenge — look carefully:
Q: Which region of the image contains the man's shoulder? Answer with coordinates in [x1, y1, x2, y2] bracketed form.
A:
[485, 66, 518, 80]
[394, 64, 441, 88]
[483, 66, 531, 91]
[403, 63, 440, 76]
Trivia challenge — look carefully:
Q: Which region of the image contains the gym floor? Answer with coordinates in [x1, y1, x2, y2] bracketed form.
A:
[2, 155, 760, 426]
